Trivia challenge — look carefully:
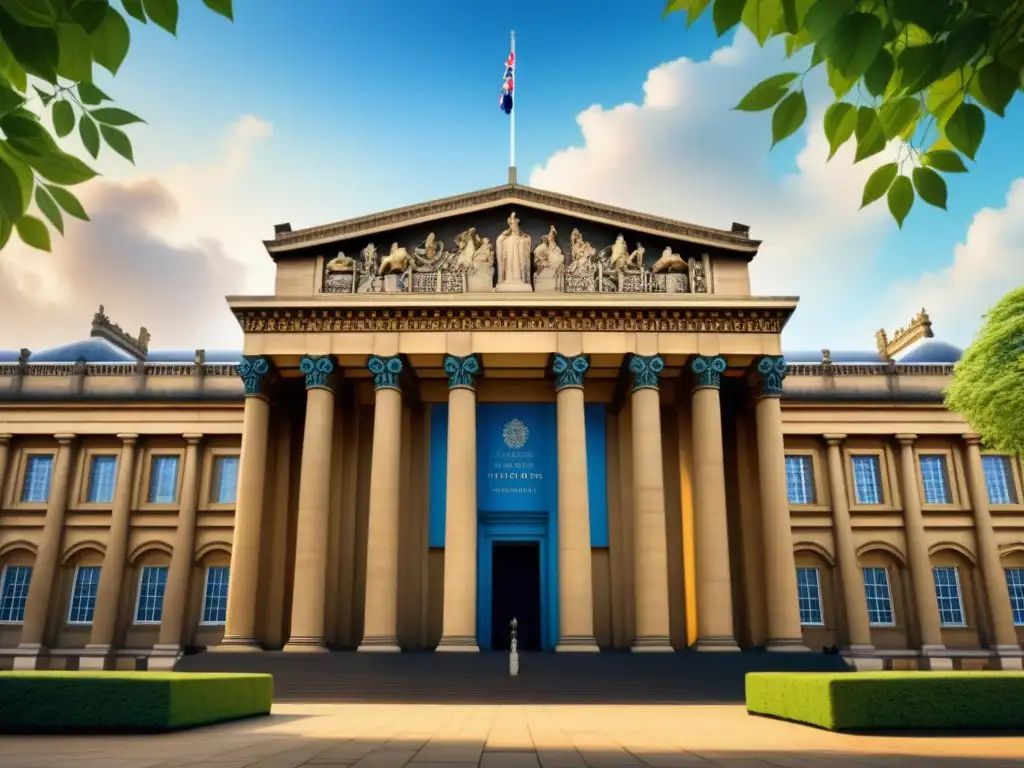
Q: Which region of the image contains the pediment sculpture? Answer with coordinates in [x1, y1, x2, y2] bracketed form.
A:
[495, 211, 532, 292]
[379, 242, 411, 276]
[326, 251, 357, 273]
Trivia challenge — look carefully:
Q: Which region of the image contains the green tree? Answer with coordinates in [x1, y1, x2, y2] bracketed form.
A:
[664, 0, 1024, 227]
[0, 0, 233, 253]
[946, 287, 1024, 453]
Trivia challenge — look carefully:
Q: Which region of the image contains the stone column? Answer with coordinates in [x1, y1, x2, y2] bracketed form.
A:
[437, 354, 482, 651]
[963, 434, 1022, 668]
[285, 356, 339, 651]
[896, 434, 948, 665]
[0, 434, 12, 496]
[81, 434, 139, 669]
[552, 353, 599, 651]
[153, 434, 204, 661]
[358, 354, 405, 652]
[15, 434, 76, 667]
[823, 435, 875, 655]
[752, 356, 808, 651]
[219, 356, 275, 650]
[690, 355, 739, 650]
[627, 355, 672, 651]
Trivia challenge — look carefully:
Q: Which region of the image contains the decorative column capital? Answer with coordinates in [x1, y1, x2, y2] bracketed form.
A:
[895, 433, 917, 446]
[691, 355, 727, 391]
[54, 433, 76, 445]
[823, 434, 847, 447]
[0, 433, 11, 445]
[628, 354, 665, 392]
[963, 433, 982, 447]
[115, 433, 139, 445]
[368, 354, 403, 391]
[551, 353, 590, 391]
[183, 433, 204, 445]
[753, 355, 787, 398]
[444, 354, 481, 391]
[300, 355, 338, 391]
[237, 356, 275, 399]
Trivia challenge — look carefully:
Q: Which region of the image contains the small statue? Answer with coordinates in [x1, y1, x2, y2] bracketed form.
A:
[326, 251, 357, 273]
[360, 243, 379, 274]
[378, 242, 410, 276]
[495, 211, 532, 285]
[605, 234, 631, 273]
[692, 258, 707, 292]
[453, 227, 482, 272]
[474, 237, 495, 276]
[651, 246, 686, 273]
[412, 232, 446, 271]
[627, 243, 645, 271]
[532, 224, 564, 279]
[566, 228, 596, 276]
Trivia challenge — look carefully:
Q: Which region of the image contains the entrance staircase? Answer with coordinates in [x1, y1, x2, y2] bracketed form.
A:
[175, 650, 849, 704]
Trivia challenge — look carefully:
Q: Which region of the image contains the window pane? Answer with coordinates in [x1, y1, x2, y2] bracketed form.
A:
[211, 456, 240, 504]
[919, 455, 951, 504]
[0, 565, 32, 623]
[87, 455, 118, 503]
[1006, 568, 1024, 627]
[68, 566, 101, 624]
[135, 566, 169, 624]
[796, 567, 823, 625]
[863, 567, 895, 625]
[785, 455, 815, 505]
[21, 455, 54, 503]
[147, 456, 179, 503]
[933, 566, 965, 626]
[202, 566, 230, 625]
[983, 456, 1017, 505]
[851, 455, 883, 505]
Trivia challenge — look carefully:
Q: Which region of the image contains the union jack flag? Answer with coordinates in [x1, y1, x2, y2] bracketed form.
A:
[499, 51, 514, 115]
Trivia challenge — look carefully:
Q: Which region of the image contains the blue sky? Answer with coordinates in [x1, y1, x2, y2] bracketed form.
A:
[4, 0, 1022, 352]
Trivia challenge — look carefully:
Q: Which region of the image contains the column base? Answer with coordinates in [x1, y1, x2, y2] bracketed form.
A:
[839, 646, 882, 671]
[212, 635, 263, 652]
[920, 644, 952, 670]
[631, 635, 673, 653]
[992, 645, 1024, 671]
[556, 635, 600, 652]
[693, 636, 741, 652]
[282, 638, 329, 653]
[765, 637, 811, 652]
[12, 643, 47, 670]
[436, 636, 480, 652]
[149, 644, 184, 670]
[357, 637, 401, 653]
[78, 644, 116, 670]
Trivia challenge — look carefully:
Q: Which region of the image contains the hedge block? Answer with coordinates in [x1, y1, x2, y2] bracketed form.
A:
[0, 671, 273, 733]
[746, 671, 1024, 731]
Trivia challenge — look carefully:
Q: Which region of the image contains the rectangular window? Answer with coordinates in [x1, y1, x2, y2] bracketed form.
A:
[795, 567, 824, 626]
[20, 454, 54, 503]
[67, 566, 101, 624]
[0, 565, 32, 623]
[919, 454, 952, 504]
[134, 566, 169, 624]
[851, 455, 883, 505]
[983, 455, 1018, 505]
[201, 566, 230, 625]
[785, 455, 816, 505]
[147, 455, 179, 503]
[210, 456, 239, 504]
[1006, 568, 1024, 626]
[933, 566, 966, 627]
[863, 567, 895, 626]
[86, 455, 118, 503]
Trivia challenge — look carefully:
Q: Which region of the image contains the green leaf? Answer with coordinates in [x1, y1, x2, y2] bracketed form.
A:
[891, 0, 948, 35]
[942, 18, 992, 75]
[0, 0, 57, 26]
[823, 101, 857, 159]
[0, 211, 11, 249]
[121, 0, 147, 23]
[861, 162, 898, 208]
[662, 0, 689, 16]
[56, 22, 93, 83]
[0, 146, 32, 219]
[45, 183, 89, 221]
[712, 0, 747, 35]
[927, 69, 969, 127]
[34, 184, 63, 234]
[0, 8, 59, 82]
[770, 90, 807, 147]
[0, 80, 23, 117]
[826, 59, 856, 97]
[742, 0, 780, 46]
[878, 96, 919, 140]
[0, 39, 28, 91]
[887, 175, 914, 228]
[2, 113, 99, 184]
[734, 72, 798, 111]
[804, 0, 854, 42]
[142, 0, 178, 34]
[683, 0, 711, 26]
[77, 82, 111, 106]
[977, 61, 1018, 117]
[89, 106, 145, 126]
[202, 0, 233, 20]
[79, 113, 100, 158]
[91, 6, 131, 75]
[854, 106, 886, 163]
[898, 43, 944, 93]
[784, 27, 813, 57]
[32, 85, 54, 106]
[819, 13, 883, 81]
[945, 102, 985, 160]
[863, 49, 895, 96]
[69, 0, 110, 34]
[912, 166, 947, 210]
[922, 149, 968, 173]
[100, 124, 134, 163]
[52, 99, 75, 138]
[14, 213, 51, 251]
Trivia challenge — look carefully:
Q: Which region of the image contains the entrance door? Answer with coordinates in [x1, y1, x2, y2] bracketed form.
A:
[490, 542, 542, 651]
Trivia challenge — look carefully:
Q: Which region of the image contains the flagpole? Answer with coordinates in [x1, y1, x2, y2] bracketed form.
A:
[509, 29, 516, 183]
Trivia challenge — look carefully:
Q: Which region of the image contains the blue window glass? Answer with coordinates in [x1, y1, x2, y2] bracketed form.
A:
[983, 455, 1017, 505]
[67, 566, 101, 624]
[796, 567, 823, 625]
[134, 566, 168, 624]
[211, 456, 239, 504]
[933, 566, 966, 626]
[0, 565, 32, 623]
[147, 455, 179, 503]
[863, 567, 895, 626]
[851, 455, 883, 505]
[1006, 568, 1024, 626]
[21, 455, 54, 503]
[201, 566, 230, 625]
[87, 455, 118, 503]
[919, 455, 951, 504]
[785, 455, 815, 505]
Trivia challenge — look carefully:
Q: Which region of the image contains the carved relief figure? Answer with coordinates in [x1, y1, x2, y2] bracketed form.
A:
[360, 243, 379, 274]
[566, 228, 596, 275]
[627, 243, 646, 271]
[692, 257, 707, 292]
[652, 246, 686, 273]
[412, 232, 447, 271]
[532, 224, 564, 278]
[495, 211, 532, 284]
[474, 237, 494, 275]
[453, 227, 482, 272]
[604, 234, 632, 273]
[378, 242, 411, 275]
[326, 251, 357, 273]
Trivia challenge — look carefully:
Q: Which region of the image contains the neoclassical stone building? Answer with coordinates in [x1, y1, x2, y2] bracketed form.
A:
[1, 182, 1022, 671]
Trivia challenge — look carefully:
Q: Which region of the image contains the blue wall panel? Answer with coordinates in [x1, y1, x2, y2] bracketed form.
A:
[428, 403, 448, 548]
[585, 404, 609, 547]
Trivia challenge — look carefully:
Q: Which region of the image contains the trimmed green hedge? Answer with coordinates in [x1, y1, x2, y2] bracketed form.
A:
[746, 671, 1024, 731]
[0, 672, 273, 733]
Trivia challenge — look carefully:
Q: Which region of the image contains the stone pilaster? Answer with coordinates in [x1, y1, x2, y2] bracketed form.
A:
[218, 356, 275, 651]
[552, 354, 599, 651]
[437, 354, 481, 651]
[359, 354, 405, 652]
[626, 354, 672, 651]
[285, 356, 339, 651]
[689, 355, 738, 651]
[752, 356, 808, 651]
[0, 434, 11, 499]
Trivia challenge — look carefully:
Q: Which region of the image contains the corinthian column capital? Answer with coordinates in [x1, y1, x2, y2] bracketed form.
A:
[368, 354, 403, 392]
[628, 354, 664, 392]
[300, 355, 338, 391]
[237, 356, 276, 399]
[753, 355, 787, 399]
[691, 355, 727, 391]
[444, 354, 481, 391]
[551, 353, 590, 391]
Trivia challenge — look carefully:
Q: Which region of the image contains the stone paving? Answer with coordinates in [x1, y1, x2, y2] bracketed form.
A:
[2, 703, 1023, 768]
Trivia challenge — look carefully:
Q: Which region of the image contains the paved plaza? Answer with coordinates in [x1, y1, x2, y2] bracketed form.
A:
[2, 702, 1023, 768]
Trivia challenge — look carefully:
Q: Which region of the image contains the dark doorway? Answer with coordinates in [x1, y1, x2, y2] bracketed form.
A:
[491, 542, 542, 651]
